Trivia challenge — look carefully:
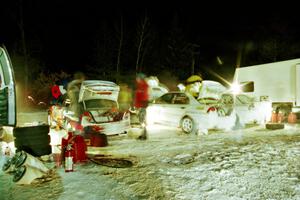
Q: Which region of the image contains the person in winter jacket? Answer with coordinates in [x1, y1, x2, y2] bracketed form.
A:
[133, 73, 149, 140]
[134, 73, 149, 109]
[118, 83, 133, 112]
[185, 74, 203, 99]
[67, 72, 85, 117]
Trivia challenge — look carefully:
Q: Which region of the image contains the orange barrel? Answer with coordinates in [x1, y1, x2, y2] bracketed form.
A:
[288, 112, 297, 124]
[271, 112, 278, 123]
[277, 112, 284, 123]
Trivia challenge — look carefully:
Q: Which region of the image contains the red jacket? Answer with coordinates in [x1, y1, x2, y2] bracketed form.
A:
[134, 79, 149, 108]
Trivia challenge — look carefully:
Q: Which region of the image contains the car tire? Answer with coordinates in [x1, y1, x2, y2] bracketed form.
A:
[181, 117, 196, 134]
[13, 125, 51, 156]
[0, 99, 7, 107]
[0, 96, 8, 124]
[15, 145, 51, 157]
[14, 135, 50, 147]
[13, 125, 49, 137]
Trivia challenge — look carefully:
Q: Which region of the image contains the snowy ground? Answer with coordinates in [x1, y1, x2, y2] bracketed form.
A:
[1, 111, 300, 200]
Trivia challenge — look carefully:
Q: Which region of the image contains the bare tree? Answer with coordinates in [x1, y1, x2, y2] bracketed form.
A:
[116, 15, 124, 77]
[165, 14, 195, 79]
[135, 12, 151, 73]
[90, 20, 117, 80]
[18, 0, 29, 94]
[5, 0, 29, 93]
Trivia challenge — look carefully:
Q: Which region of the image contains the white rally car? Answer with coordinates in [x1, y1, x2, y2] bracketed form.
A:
[64, 80, 131, 135]
[146, 81, 271, 134]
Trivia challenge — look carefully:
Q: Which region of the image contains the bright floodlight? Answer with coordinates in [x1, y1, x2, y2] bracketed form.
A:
[230, 82, 241, 94]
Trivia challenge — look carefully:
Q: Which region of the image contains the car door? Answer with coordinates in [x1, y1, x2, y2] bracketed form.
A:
[0, 47, 16, 126]
[150, 93, 174, 124]
[165, 93, 190, 126]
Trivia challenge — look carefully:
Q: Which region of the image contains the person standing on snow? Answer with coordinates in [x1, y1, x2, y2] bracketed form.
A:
[67, 72, 85, 118]
[133, 73, 149, 140]
[134, 73, 149, 118]
[118, 83, 133, 112]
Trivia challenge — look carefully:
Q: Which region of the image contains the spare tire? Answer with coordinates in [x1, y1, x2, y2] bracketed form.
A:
[13, 125, 49, 137]
[13, 125, 51, 156]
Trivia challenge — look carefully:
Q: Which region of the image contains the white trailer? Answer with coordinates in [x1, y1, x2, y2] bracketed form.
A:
[233, 59, 300, 118]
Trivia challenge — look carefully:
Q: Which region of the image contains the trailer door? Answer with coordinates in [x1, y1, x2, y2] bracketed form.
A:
[0, 47, 16, 126]
[296, 64, 300, 107]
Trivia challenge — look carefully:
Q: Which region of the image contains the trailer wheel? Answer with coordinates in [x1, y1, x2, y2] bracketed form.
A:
[266, 123, 285, 130]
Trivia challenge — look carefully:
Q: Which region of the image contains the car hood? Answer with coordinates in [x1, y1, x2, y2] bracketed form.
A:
[78, 80, 120, 102]
[198, 80, 227, 100]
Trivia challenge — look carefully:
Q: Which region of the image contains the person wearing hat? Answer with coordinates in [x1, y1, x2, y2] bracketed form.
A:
[67, 72, 85, 117]
[185, 75, 203, 99]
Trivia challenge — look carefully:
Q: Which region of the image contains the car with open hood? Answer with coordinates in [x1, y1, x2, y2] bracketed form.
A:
[146, 76, 169, 101]
[146, 80, 271, 134]
[146, 91, 238, 134]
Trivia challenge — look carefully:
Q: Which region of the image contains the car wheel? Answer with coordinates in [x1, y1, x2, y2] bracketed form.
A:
[181, 117, 196, 134]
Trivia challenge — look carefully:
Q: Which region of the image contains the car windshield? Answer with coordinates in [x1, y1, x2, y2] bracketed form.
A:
[85, 99, 117, 110]
[154, 93, 174, 104]
[173, 93, 189, 104]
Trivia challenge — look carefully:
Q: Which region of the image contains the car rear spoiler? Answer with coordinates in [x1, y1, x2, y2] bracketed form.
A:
[78, 80, 120, 102]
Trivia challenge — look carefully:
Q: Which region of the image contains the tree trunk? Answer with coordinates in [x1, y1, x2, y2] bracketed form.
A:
[116, 15, 123, 79]
[136, 15, 148, 73]
[191, 57, 195, 75]
[19, 0, 29, 95]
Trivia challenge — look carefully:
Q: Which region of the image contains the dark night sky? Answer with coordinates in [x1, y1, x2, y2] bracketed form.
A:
[1, 1, 300, 81]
